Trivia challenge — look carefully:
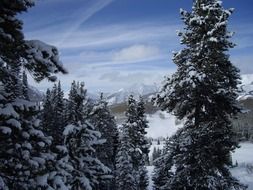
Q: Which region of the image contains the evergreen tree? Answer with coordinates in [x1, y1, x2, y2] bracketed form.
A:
[151, 147, 162, 164]
[152, 134, 180, 190]
[125, 95, 143, 170]
[136, 97, 150, 165]
[0, 1, 67, 189]
[65, 81, 83, 124]
[154, 0, 246, 189]
[123, 95, 149, 190]
[138, 163, 149, 190]
[63, 82, 110, 190]
[52, 81, 65, 144]
[40, 89, 53, 131]
[115, 127, 136, 190]
[22, 71, 29, 101]
[41, 81, 65, 145]
[90, 93, 119, 190]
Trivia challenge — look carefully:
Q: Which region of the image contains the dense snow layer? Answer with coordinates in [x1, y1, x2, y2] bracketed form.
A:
[146, 111, 182, 138]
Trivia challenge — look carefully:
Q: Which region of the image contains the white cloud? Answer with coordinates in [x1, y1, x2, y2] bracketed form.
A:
[71, 44, 164, 66]
[112, 45, 161, 63]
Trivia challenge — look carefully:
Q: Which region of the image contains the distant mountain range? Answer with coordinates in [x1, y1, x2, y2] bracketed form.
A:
[238, 74, 253, 101]
[106, 83, 158, 105]
[28, 74, 253, 104]
[105, 74, 253, 105]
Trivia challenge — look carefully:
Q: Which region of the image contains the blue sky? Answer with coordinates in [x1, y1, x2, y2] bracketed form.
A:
[21, 0, 253, 93]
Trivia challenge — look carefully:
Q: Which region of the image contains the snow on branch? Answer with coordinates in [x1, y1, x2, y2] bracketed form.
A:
[24, 40, 68, 82]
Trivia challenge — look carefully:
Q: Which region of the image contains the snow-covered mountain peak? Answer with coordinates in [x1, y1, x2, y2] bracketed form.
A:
[106, 83, 158, 105]
[238, 74, 253, 100]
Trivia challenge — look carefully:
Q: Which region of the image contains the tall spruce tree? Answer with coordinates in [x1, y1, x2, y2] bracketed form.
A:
[41, 82, 65, 145]
[136, 97, 150, 165]
[40, 89, 53, 130]
[123, 95, 149, 190]
[115, 127, 136, 190]
[152, 133, 180, 190]
[0, 1, 67, 189]
[90, 93, 119, 190]
[22, 71, 29, 101]
[154, 0, 246, 189]
[63, 81, 110, 190]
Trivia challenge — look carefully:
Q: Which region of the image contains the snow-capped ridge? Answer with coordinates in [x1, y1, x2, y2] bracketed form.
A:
[238, 74, 253, 101]
[106, 83, 158, 105]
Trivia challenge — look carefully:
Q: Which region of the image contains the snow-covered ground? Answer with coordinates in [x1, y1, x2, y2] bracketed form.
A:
[231, 142, 253, 189]
[147, 166, 155, 190]
[146, 111, 182, 138]
[147, 142, 253, 190]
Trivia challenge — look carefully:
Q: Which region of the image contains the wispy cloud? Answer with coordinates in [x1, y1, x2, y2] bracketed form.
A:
[57, 0, 114, 45]
[25, 22, 181, 50]
[64, 44, 165, 67]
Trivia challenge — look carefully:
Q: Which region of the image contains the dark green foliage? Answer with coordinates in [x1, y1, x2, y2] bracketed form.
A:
[152, 136, 176, 190]
[22, 71, 29, 100]
[151, 147, 162, 164]
[90, 94, 119, 190]
[115, 127, 136, 190]
[118, 95, 149, 190]
[41, 81, 65, 145]
[153, 0, 246, 189]
[63, 81, 110, 190]
[0, 1, 67, 189]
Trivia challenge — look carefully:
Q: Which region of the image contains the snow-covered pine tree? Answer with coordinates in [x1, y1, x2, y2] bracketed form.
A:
[154, 0, 246, 189]
[151, 147, 162, 164]
[22, 71, 29, 101]
[138, 163, 149, 190]
[40, 89, 53, 130]
[152, 152, 172, 190]
[123, 95, 149, 190]
[40, 85, 73, 190]
[125, 95, 143, 170]
[152, 133, 180, 190]
[63, 82, 110, 190]
[136, 97, 150, 165]
[90, 93, 119, 190]
[65, 81, 81, 124]
[0, 1, 67, 189]
[41, 82, 65, 145]
[115, 127, 136, 190]
[52, 81, 65, 144]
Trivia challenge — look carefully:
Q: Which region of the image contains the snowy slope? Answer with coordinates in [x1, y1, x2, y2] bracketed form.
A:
[231, 142, 253, 189]
[147, 166, 155, 190]
[146, 111, 182, 138]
